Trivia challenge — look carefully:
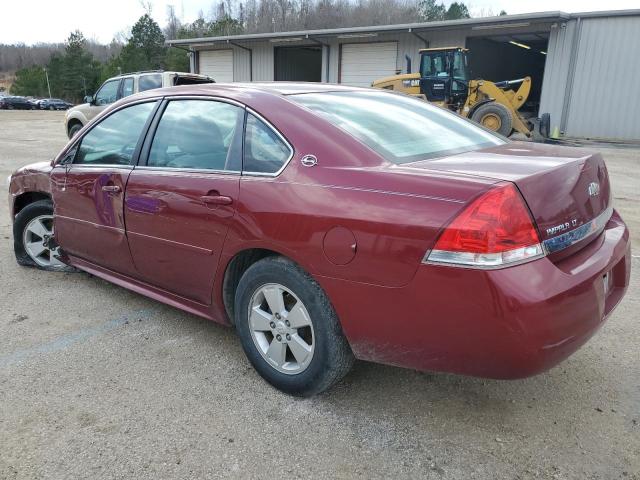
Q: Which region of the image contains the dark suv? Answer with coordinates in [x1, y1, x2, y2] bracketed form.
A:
[0, 96, 36, 110]
[39, 98, 73, 110]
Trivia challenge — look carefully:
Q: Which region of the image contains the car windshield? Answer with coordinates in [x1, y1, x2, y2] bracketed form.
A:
[291, 91, 504, 163]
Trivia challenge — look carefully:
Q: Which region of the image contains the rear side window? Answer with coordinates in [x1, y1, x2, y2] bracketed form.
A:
[243, 113, 292, 174]
[148, 100, 243, 171]
[139, 74, 162, 92]
[75, 102, 156, 165]
[121, 77, 134, 98]
[292, 91, 504, 163]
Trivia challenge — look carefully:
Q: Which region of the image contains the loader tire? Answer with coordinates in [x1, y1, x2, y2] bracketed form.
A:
[471, 102, 513, 137]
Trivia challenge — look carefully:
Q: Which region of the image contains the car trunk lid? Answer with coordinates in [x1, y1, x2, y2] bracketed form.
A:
[408, 142, 612, 259]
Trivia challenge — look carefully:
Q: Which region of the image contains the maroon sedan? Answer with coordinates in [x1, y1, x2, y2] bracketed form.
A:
[8, 83, 631, 396]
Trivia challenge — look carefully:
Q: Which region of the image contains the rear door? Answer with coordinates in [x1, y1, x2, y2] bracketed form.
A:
[124, 98, 244, 304]
[50, 100, 158, 275]
[119, 77, 135, 99]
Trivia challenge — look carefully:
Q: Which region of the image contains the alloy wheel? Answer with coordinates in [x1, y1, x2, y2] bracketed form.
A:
[248, 283, 315, 375]
[22, 215, 65, 268]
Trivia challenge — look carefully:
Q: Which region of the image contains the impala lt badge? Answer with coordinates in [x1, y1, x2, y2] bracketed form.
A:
[547, 222, 571, 236]
[588, 182, 600, 196]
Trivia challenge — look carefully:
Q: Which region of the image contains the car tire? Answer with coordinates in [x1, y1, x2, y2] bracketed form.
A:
[471, 102, 513, 137]
[13, 199, 74, 271]
[68, 123, 82, 138]
[234, 256, 354, 396]
[49, 105, 55, 111]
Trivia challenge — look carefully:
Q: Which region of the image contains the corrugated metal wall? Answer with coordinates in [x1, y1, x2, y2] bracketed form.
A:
[191, 13, 640, 140]
[564, 15, 640, 140]
[539, 22, 577, 134]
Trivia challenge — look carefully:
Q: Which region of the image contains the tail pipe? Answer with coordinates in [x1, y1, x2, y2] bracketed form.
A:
[405, 54, 412, 74]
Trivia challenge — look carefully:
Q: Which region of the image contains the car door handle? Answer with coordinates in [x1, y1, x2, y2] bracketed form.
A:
[102, 185, 121, 193]
[200, 194, 233, 206]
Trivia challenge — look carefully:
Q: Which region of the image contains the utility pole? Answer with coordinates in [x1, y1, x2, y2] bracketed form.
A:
[43, 67, 52, 98]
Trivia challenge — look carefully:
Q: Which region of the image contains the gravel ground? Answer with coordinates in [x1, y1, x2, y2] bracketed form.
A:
[0, 111, 638, 480]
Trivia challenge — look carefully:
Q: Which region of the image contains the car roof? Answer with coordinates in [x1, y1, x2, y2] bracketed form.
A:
[107, 70, 212, 80]
[132, 82, 374, 100]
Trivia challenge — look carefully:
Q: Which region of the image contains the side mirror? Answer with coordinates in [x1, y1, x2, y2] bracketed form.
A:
[83, 95, 93, 104]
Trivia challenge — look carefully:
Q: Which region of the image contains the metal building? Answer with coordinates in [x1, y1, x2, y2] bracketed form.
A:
[168, 9, 640, 141]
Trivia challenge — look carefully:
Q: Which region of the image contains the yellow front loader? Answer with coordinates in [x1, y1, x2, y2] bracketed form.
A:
[372, 47, 533, 137]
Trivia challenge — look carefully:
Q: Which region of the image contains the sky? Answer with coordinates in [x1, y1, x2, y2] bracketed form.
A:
[1, 0, 638, 44]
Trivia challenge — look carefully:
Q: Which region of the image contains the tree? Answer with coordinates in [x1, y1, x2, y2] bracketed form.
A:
[164, 5, 182, 40]
[165, 47, 190, 71]
[10, 66, 48, 96]
[445, 2, 470, 20]
[10, 31, 102, 101]
[116, 14, 167, 73]
[499, 10, 508, 16]
[418, 0, 445, 21]
[59, 31, 102, 101]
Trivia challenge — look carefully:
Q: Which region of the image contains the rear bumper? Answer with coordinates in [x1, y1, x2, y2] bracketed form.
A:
[320, 210, 631, 379]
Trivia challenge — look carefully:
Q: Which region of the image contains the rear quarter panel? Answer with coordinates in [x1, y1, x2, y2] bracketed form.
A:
[218, 93, 499, 289]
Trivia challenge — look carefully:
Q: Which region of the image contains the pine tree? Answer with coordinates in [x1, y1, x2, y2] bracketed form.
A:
[117, 14, 167, 73]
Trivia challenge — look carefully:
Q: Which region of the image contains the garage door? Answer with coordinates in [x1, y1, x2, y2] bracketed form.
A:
[340, 42, 398, 87]
[198, 50, 233, 82]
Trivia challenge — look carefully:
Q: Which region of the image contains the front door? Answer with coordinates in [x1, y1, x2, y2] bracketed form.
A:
[124, 98, 244, 304]
[50, 101, 158, 275]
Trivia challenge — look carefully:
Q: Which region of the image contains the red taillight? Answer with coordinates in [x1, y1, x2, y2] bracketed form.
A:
[426, 183, 544, 268]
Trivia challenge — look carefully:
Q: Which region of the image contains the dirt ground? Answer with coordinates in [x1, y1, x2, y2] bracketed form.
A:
[0, 110, 638, 479]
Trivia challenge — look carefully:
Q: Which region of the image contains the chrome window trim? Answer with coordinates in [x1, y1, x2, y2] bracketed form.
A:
[542, 205, 614, 255]
[162, 94, 245, 109]
[135, 165, 240, 175]
[243, 107, 295, 178]
[66, 164, 134, 170]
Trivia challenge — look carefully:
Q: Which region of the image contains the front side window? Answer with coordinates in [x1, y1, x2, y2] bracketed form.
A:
[121, 77, 134, 98]
[75, 102, 156, 165]
[139, 74, 162, 92]
[421, 52, 448, 77]
[292, 91, 504, 164]
[243, 114, 292, 174]
[148, 100, 243, 171]
[94, 79, 120, 106]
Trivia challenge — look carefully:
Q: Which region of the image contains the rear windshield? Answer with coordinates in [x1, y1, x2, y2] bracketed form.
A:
[173, 74, 215, 86]
[291, 91, 504, 163]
